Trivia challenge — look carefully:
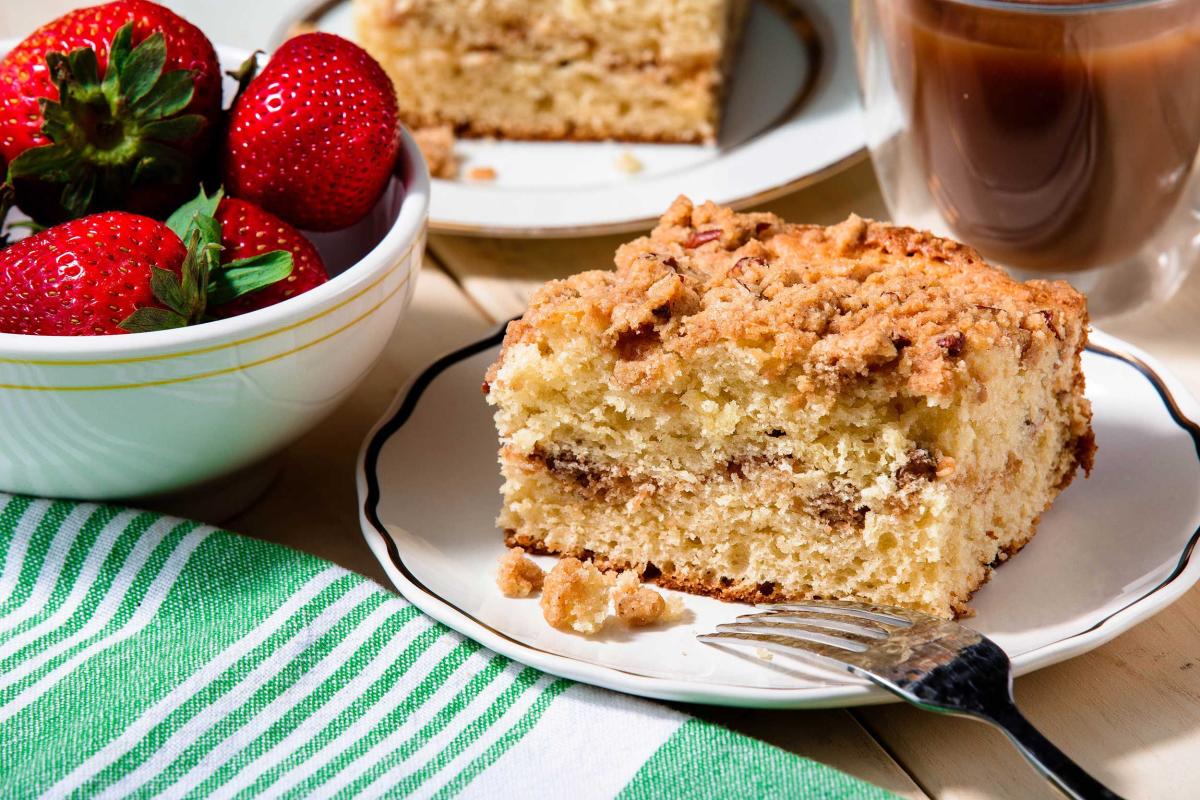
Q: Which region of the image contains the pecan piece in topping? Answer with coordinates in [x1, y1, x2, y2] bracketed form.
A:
[730, 256, 767, 275]
[1038, 309, 1062, 340]
[613, 323, 661, 361]
[684, 229, 721, 249]
[936, 331, 966, 357]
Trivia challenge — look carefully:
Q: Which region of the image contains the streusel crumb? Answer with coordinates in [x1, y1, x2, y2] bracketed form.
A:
[615, 151, 644, 174]
[493, 195, 1085, 403]
[496, 547, 544, 597]
[615, 587, 666, 626]
[613, 570, 640, 598]
[540, 558, 612, 634]
[613, 571, 684, 626]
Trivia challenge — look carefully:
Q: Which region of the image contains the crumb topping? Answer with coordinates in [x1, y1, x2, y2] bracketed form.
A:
[494, 196, 1088, 401]
[540, 557, 612, 634]
[613, 570, 683, 626]
[496, 547, 545, 597]
[615, 587, 667, 626]
[510, 556, 687, 634]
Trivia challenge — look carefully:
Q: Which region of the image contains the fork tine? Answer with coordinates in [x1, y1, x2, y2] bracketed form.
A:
[735, 611, 891, 639]
[697, 631, 867, 674]
[722, 617, 888, 643]
[765, 600, 921, 627]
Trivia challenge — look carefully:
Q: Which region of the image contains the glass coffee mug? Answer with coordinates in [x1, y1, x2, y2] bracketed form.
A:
[853, 0, 1200, 318]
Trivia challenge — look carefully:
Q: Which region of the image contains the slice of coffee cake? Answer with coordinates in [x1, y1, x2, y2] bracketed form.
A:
[352, 0, 747, 144]
[486, 198, 1094, 617]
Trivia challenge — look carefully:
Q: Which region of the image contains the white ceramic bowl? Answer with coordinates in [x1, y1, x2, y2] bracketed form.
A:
[0, 44, 429, 503]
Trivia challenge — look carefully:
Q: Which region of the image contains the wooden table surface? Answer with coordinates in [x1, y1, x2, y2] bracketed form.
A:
[8, 3, 1200, 798]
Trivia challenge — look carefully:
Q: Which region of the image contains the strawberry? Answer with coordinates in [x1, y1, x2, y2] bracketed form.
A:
[0, 1, 221, 224]
[0, 211, 190, 335]
[209, 196, 329, 318]
[0, 192, 297, 336]
[223, 33, 400, 232]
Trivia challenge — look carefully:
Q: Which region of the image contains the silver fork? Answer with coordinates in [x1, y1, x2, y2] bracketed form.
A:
[698, 600, 1123, 800]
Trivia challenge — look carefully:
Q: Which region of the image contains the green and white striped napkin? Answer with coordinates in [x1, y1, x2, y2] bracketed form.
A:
[0, 493, 896, 799]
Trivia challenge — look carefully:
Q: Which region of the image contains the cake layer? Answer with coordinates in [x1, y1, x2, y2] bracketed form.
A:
[501, 440, 1073, 617]
[498, 358, 1085, 617]
[365, 57, 722, 143]
[356, 0, 736, 68]
[490, 303, 1090, 487]
[354, 0, 747, 142]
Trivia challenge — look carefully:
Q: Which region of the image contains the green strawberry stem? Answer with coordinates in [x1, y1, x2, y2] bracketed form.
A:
[120, 187, 296, 333]
[0, 183, 15, 247]
[120, 227, 217, 332]
[6, 22, 206, 221]
[226, 51, 262, 107]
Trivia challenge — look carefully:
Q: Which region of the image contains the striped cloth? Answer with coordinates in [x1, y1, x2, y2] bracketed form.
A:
[0, 494, 895, 799]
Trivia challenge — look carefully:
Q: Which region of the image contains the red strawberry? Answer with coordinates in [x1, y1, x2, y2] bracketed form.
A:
[0, 212, 187, 335]
[0, 1, 221, 223]
[223, 33, 400, 232]
[0, 193, 301, 336]
[209, 196, 329, 317]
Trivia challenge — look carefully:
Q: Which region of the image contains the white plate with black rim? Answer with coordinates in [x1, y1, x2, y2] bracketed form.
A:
[355, 327, 1200, 708]
[278, 0, 866, 237]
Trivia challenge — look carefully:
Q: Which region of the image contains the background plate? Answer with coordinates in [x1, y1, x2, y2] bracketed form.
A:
[288, 0, 866, 236]
[356, 328, 1200, 708]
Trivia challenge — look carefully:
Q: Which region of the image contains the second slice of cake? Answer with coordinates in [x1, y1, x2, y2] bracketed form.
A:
[353, 0, 748, 144]
[486, 198, 1094, 618]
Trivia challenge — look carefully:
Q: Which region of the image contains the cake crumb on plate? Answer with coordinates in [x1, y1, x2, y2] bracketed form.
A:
[615, 151, 643, 174]
[540, 558, 611, 634]
[615, 587, 666, 626]
[467, 166, 497, 182]
[613, 570, 685, 626]
[496, 547, 544, 597]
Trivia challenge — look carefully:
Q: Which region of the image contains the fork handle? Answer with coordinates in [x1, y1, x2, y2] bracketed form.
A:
[983, 700, 1124, 800]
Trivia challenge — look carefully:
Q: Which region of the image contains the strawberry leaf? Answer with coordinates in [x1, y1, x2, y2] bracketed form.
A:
[166, 186, 224, 244]
[194, 215, 222, 251]
[140, 114, 204, 142]
[9, 144, 79, 182]
[38, 100, 77, 143]
[59, 171, 97, 218]
[105, 23, 134, 90]
[119, 307, 188, 333]
[177, 232, 218, 321]
[8, 20, 210, 223]
[132, 70, 195, 119]
[119, 31, 167, 104]
[66, 47, 100, 87]
[0, 183, 16, 248]
[149, 266, 189, 316]
[208, 250, 294, 306]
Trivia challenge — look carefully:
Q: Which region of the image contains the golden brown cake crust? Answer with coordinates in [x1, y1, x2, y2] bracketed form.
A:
[490, 196, 1090, 406]
[399, 112, 715, 145]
